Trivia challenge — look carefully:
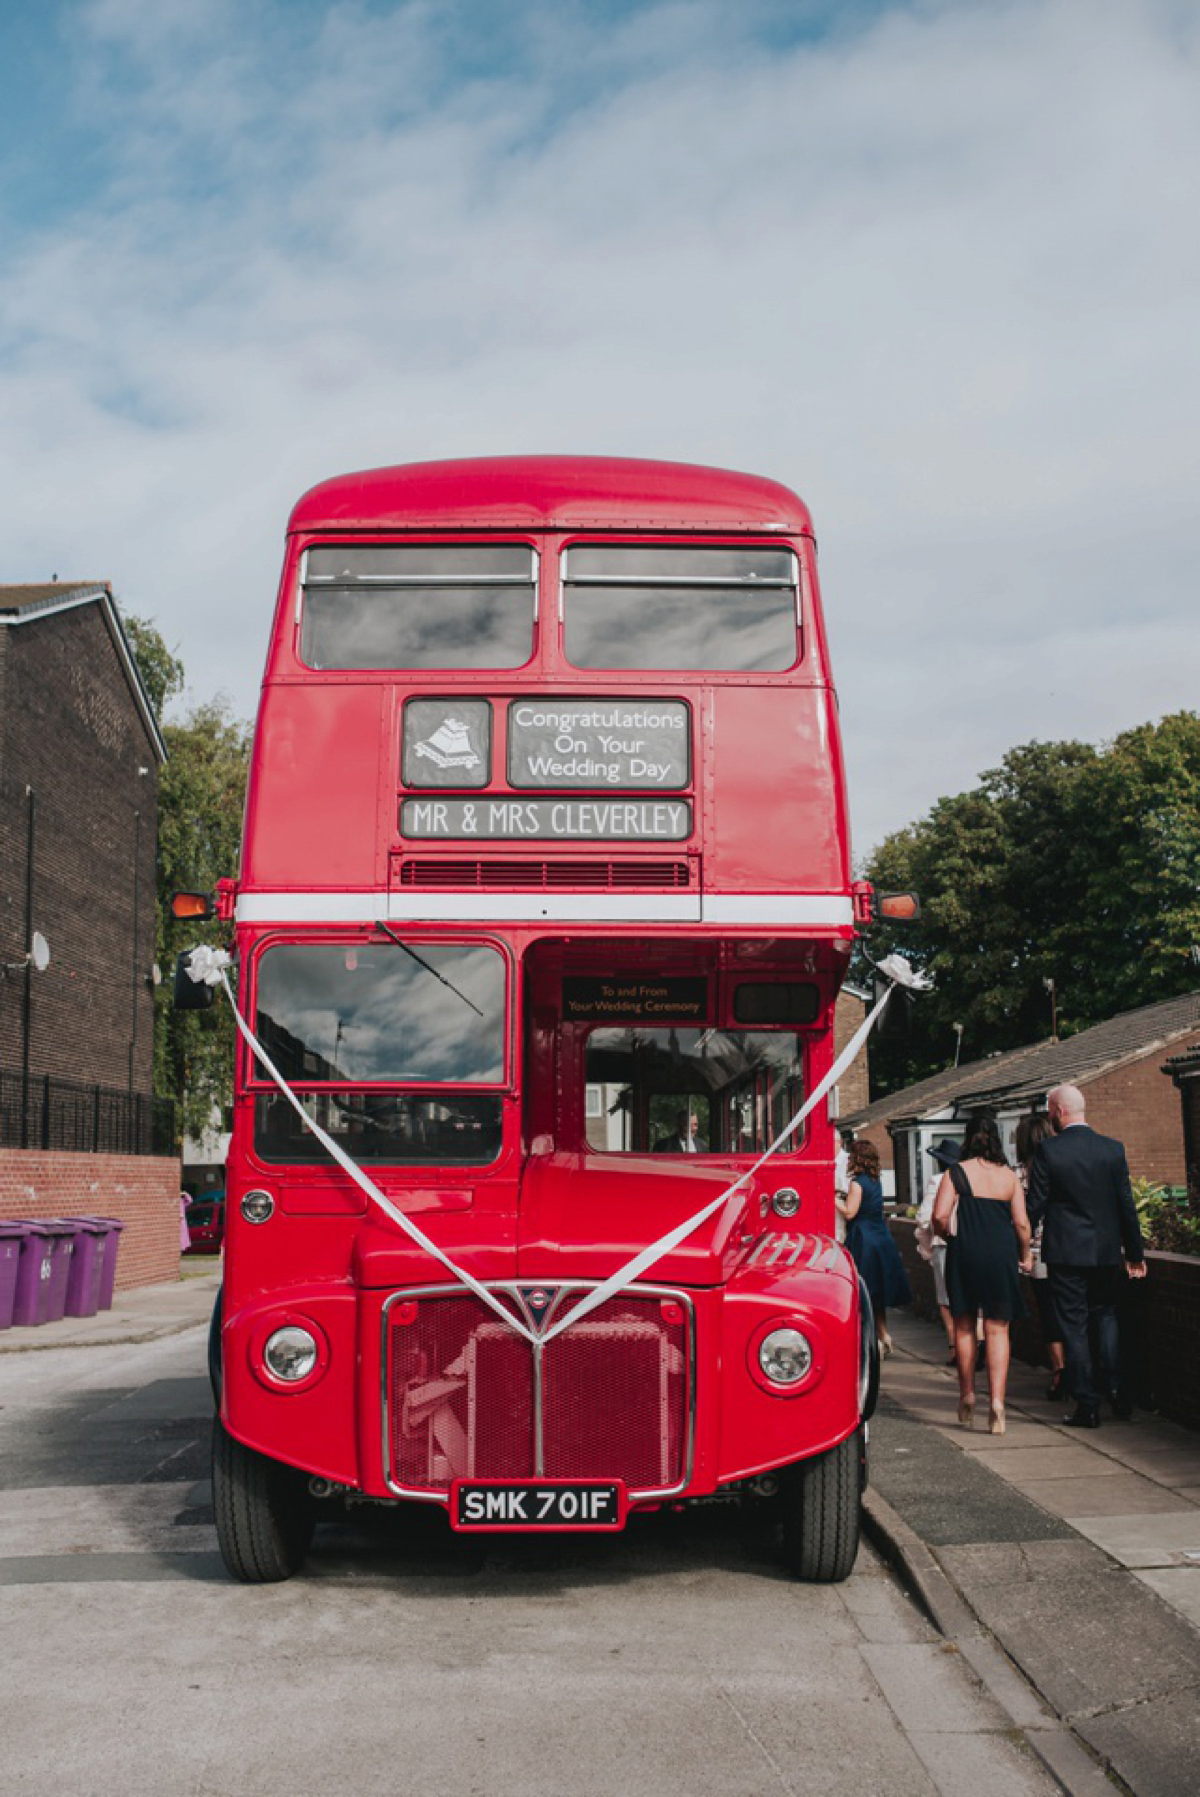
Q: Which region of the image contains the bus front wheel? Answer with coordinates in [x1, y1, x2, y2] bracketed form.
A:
[212, 1418, 314, 1583]
[780, 1431, 861, 1583]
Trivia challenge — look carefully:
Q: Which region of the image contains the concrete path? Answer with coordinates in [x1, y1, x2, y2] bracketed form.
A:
[0, 1260, 220, 1353]
[867, 1310, 1200, 1797]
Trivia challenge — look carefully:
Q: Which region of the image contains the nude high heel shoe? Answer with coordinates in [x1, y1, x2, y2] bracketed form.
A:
[988, 1402, 1006, 1435]
[958, 1397, 975, 1429]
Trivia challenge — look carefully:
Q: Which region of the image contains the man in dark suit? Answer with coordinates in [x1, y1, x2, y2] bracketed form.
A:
[1026, 1084, 1146, 1427]
[654, 1108, 706, 1153]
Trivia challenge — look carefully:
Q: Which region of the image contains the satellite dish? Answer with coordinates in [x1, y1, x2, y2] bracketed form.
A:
[29, 932, 50, 973]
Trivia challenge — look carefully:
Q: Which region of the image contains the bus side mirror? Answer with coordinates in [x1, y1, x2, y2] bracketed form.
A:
[174, 949, 216, 1011]
[875, 892, 921, 923]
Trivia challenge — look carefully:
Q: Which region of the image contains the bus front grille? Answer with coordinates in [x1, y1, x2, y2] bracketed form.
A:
[386, 1287, 690, 1499]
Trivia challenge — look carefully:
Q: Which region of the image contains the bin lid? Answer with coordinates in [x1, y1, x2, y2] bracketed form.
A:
[30, 1218, 82, 1236]
[0, 1221, 29, 1237]
[56, 1216, 108, 1234]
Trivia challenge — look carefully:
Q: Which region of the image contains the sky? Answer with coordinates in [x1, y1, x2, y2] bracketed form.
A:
[1, 0, 1197, 856]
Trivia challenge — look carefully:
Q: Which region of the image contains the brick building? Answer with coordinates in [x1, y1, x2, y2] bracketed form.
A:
[832, 982, 870, 1120]
[0, 582, 181, 1290]
[844, 990, 1200, 1212]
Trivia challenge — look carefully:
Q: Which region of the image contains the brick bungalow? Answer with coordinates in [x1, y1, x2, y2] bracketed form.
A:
[0, 582, 180, 1290]
[844, 990, 1200, 1213]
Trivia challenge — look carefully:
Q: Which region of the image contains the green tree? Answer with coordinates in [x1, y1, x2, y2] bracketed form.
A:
[123, 613, 184, 723]
[155, 700, 251, 1142]
[862, 715, 1200, 1094]
[125, 613, 249, 1143]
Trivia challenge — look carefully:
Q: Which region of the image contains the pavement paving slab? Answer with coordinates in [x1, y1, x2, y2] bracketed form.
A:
[1020, 1474, 1195, 1516]
[1067, 1510, 1200, 1568]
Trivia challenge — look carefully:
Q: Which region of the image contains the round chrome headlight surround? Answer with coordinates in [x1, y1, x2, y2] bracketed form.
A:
[263, 1326, 318, 1383]
[758, 1326, 814, 1386]
[771, 1187, 801, 1219]
[241, 1189, 275, 1225]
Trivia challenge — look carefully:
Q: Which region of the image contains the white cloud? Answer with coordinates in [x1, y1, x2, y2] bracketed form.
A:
[1, 0, 1198, 852]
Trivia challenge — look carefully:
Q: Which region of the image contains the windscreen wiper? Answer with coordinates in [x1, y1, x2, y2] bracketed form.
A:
[374, 921, 485, 1018]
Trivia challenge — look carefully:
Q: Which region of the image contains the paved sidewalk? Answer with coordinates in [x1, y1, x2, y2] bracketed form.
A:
[867, 1309, 1200, 1797]
[0, 1262, 220, 1353]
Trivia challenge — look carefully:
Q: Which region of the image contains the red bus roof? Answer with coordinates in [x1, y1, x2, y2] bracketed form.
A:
[288, 455, 813, 537]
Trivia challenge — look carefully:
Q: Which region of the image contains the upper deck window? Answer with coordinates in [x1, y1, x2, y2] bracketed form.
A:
[563, 545, 798, 672]
[300, 545, 535, 670]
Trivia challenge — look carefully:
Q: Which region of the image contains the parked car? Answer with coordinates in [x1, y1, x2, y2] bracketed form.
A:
[185, 1194, 225, 1254]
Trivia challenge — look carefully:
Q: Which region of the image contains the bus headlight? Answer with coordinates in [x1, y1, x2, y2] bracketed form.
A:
[264, 1326, 318, 1382]
[758, 1327, 813, 1386]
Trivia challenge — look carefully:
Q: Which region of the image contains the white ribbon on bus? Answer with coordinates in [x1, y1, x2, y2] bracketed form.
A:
[185, 945, 929, 1349]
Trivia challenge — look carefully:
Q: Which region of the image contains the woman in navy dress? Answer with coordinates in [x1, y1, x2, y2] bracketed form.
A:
[934, 1110, 1032, 1434]
[838, 1139, 911, 1357]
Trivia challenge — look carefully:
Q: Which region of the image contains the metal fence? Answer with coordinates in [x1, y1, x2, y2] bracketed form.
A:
[0, 1069, 175, 1157]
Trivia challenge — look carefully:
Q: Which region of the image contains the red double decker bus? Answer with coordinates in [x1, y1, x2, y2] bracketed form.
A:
[185, 455, 885, 1582]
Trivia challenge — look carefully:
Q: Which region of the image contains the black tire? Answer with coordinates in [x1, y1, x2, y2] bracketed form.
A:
[207, 1288, 223, 1405]
[780, 1430, 861, 1582]
[212, 1417, 315, 1583]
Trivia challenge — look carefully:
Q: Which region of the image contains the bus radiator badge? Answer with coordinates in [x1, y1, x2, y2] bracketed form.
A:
[520, 1287, 556, 1329]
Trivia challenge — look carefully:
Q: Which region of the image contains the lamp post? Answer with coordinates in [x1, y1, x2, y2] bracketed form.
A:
[952, 1022, 964, 1068]
[1043, 977, 1059, 1042]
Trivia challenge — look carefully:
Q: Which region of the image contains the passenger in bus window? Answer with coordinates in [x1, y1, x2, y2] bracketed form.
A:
[655, 1108, 706, 1153]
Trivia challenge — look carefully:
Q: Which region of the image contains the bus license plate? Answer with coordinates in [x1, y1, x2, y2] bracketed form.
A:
[451, 1481, 624, 1531]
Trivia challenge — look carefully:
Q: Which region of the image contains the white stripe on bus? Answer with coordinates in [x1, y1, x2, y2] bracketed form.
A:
[233, 892, 854, 925]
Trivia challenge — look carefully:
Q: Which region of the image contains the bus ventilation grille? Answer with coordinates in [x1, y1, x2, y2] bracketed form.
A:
[396, 858, 693, 890]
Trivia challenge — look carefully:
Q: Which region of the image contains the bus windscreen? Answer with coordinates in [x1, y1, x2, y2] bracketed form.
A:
[253, 941, 507, 1084]
[584, 1026, 806, 1154]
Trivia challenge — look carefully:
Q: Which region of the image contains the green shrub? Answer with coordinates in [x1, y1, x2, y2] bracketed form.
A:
[1132, 1177, 1200, 1256]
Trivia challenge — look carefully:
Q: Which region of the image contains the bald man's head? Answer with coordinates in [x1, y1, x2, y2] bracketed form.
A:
[1047, 1084, 1086, 1130]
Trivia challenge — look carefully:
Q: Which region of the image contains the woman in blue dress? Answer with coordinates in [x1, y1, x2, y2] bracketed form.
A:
[838, 1139, 911, 1357]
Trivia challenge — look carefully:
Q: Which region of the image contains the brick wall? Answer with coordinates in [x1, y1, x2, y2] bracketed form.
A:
[0, 601, 159, 1093]
[1081, 1030, 1200, 1187]
[855, 1119, 895, 1172]
[0, 1148, 181, 1291]
[889, 1215, 1200, 1432]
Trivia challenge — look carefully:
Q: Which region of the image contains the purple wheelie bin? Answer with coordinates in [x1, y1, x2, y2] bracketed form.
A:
[0, 1222, 26, 1330]
[39, 1220, 76, 1323]
[84, 1217, 125, 1310]
[61, 1217, 107, 1318]
[12, 1222, 58, 1327]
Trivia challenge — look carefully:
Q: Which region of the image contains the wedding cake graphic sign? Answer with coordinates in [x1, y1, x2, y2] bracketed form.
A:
[402, 699, 491, 788]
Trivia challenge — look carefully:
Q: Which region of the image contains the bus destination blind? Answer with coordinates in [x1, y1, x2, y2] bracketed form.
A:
[400, 797, 692, 840]
[562, 976, 708, 1022]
